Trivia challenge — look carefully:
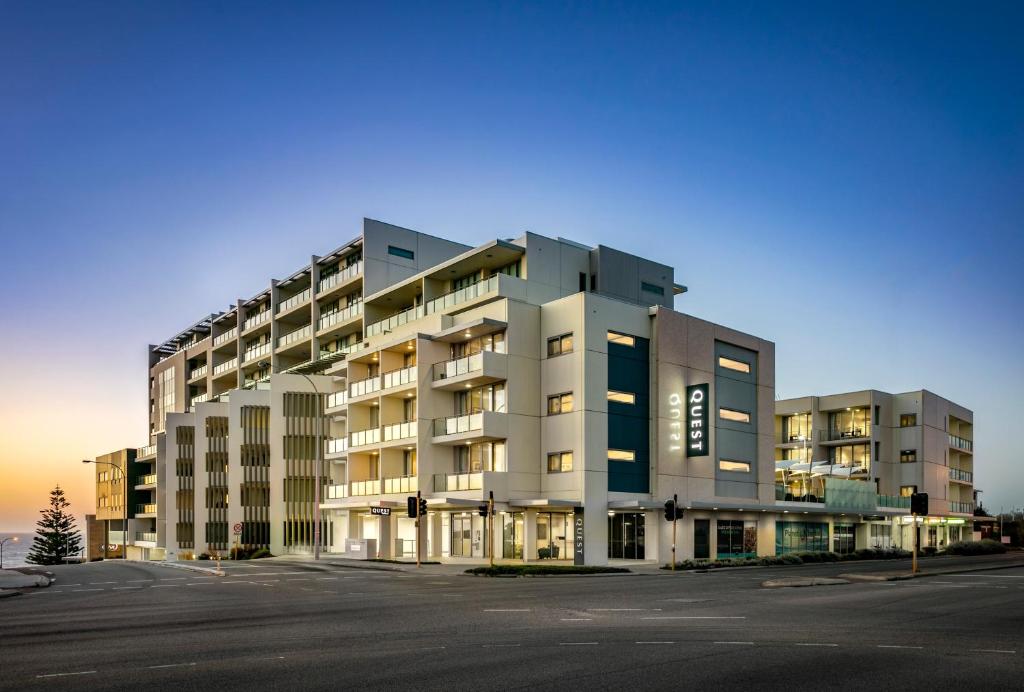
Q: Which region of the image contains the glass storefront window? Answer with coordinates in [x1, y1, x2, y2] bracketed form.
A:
[536, 512, 571, 559]
[775, 521, 829, 554]
[693, 519, 710, 559]
[870, 523, 893, 549]
[501, 512, 523, 559]
[833, 524, 855, 554]
[451, 513, 488, 558]
[716, 520, 757, 558]
[608, 513, 646, 560]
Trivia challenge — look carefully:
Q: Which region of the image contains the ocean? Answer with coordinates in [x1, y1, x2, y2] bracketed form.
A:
[1, 533, 37, 569]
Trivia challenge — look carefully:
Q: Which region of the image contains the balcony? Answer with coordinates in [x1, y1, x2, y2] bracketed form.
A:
[326, 484, 349, 500]
[950, 501, 976, 514]
[424, 275, 500, 316]
[137, 444, 157, 459]
[213, 358, 238, 376]
[431, 351, 506, 390]
[349, 375, 381, 399]
[326, 391, 348, 410]
[134, 532, 158, 543]
[382, 365, 416, 391]
[242, 342, 272, 364]
[191, 393, 209, 407]
[188, 365, 208, 381]
[350, 479, 381, 496]
[135, 503, 158, 516]
[243, 310, 271, 332]
[318, 260, 362, 294]
[325, 437, 348, 456]
[349, 428, 381, 448]
[213, 327, 238, 347]
[949, 467, 974, 483]
[318, 302, 362, 332]
[135, 473, 158, 488]
[382, 475, 417, 494]
[433, 472, 482, 492]
[827, 426, 871, 442]
[775, 484, 825, 504]
[277, 287, 312, 314]
[949, 434, 973, 452]
[366, 304, 425, 338]
[382, 420, 417, 443]
[277, 324, 311, 349]
[431, 411, 507, 444]
[877, 494, 911, 509]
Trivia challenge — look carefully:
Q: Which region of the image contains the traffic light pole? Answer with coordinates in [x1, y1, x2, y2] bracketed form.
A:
[488, 491, 495, 568]
[912, 514, 919, 575]
[671, 493, 678, 571]
[415, 490, 422, 569]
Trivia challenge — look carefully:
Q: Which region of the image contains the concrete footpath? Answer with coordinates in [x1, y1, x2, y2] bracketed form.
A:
[0, 568, 54, 597]
[763, 557, 1024, 588]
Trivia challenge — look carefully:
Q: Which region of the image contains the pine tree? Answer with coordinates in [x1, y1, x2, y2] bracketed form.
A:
[26, 485, 82, 565]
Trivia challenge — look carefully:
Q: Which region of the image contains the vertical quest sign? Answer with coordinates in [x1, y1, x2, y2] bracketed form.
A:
[685, 384, 709, 457]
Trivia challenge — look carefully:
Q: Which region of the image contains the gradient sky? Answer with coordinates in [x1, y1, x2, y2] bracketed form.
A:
[2, 2, 1022, 531]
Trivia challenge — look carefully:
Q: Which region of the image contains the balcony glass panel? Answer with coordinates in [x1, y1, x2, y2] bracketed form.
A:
[135, 503, 158, 514]
[326, 391, 348, 409]
[135, 532, 158, 542]
[382, 365, 416, 389]
[877, 494, 911, 509]
[213, 327, 238, 346]
[950, 501, 975, 513]
[424, 275, 499, 316]
[948, 434, 973, 452]
[325, 437, 348, 455]
[188, 365, 208, 380]
[382, 476, 418, 494]
[365, 305, 426, 337]
[277, 287, 312, 313]
[350, 479, 381, 496]
[213, 358, 238, 375]
[433, 472, 483, 492]
[828, 408, 871, 440]
[138, 473, 158, 485]
[433, 413, 484, 437]
[382, 421, 417, 442]
[243, 310, 271, 331]
[137, 444, 157, 458]
[349, 428, 381, 447]
[349, 375, 381, 398]
[318, 260, 363, 293]
[318, 301, 363, 330]
[326, 484, 349, 499]
[949, 467, 973, 482]
[433, 352, 483, 380]
[243, 342, 272, 362]
[277, 324, 312, 348]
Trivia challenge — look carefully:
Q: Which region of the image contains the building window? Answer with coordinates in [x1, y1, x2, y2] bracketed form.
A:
[387, 245, 415, 260]
[719, 459, 751, 473]
[640, 281, 664, 296]
[828, 408, 870, 439]
[547, 451, 573, 473]
[607, 331, 635, 347]
[900, 485, 917, 497]
[608, 513, 645, 560]
[608, 449, 635, 462]
[775, 521, 828, 554]
[718, 355, 750, 373]
[719, 407, 750, 423]
[900, 449, 917, 463]
[833, 524, 856, 555]
[455, 442, 506, 473]
[900, 414, 917, 427]
[547, 392, 574, 415]
[783, 413, 811, 442]
[495, 259, 521, 278]
[547, 333, 573, 357]
[717, 520, 757, 558]
[607, 390, 636, 405]
[828, 444, 870, 471]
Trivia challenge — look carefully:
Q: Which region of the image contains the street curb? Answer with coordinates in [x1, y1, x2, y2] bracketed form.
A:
[762, 577, 850, 588]
[912, 561, 1024, 579]
[838, 573, 913, 582]
[0, 589, 24, 598]
[157, 561, 224, 577]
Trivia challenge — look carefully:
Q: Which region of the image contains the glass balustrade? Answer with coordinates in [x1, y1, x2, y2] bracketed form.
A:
[137, 444, 157, 458]
[188, 365, 208, 380]
[137, 473, 158, 485]
[325, 438, 348, 455]
[349, 375, 381, 398]
[948, 434, 973, 452]
[433, 352, 483, 380]
[877, 494, 911, 509]
[950, 501, 975, 513]
[349, 428, 381, 447]
[318, 260, 363, 293]
[318, 302, 362, 330]
[135, 503, 158, 514]
[213, 358, 238, 375]
[433, 413, 484, 437]
[382, 421, 417, 442]
[383, 476, 418, 494]
[424, 275, 499, 315]
[243, 342, 271, 362]
[949, 468, 973, 482]
[382, 365, 416, 389]
[277, 324, 311, 348]
[326, 484, 349, 499]
[213, 327, 238, 346]
[277, 287, 312, 313]
[243, 310, 270, 331]
[365, 304, 426, 337]
[349, 479, 381, 496]
[135, 532, 158, 542]
[326, 391, 348, 409]
[433, 472, 482, 492]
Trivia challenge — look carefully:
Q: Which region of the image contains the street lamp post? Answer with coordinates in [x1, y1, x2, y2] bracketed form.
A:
[1, 536, 19, 569]
[83, 459, 127, 560]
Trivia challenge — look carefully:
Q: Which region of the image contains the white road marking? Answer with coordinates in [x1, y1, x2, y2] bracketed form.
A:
[795, 643, 838, 647]
[36, 671, 96, 678]
[636, 641, 675, 645]
[560, 642, 598, 646]
[186, 582, 218, 586]
[484, 609, 530, 612]
[127, 579, 153, 582]
[715, 641, 754, 645]
[641, 616, 746, 620]
[160, 578, 186, 581]
[317, 577, 338, 581]
[63, 583, 81, 586]
[877, 645, 923, 650]
[286, 578, 310, 582]
[970, 649, 1016, 654]
[73, 589, 103, 592]
[89, 582, 116, 585]
[483, 644, 520, 648]
[151, 584, 180, 588]
[147, 662, 196, 669]
[560, 618, 593, 622]
[589, 608, 661, 612]
[112, 586, 143, 590]
[948, 574, 1024, 578]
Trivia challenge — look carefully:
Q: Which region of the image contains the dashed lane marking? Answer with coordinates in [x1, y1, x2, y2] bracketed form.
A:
[484, 609, 530, 612]
[89, 582, 116, 585]
[147, 663, 196, 669]
[560, 618, 593, 622]
[970, 649, 1017, 654]
[877, 645, 923, 650]
[589, 608, 661, 612]
[641, 616, 745, 620]
[715, 641, 754, 645]
[73, 589, 103, 592]
[636, 641, 675, 645]
[795, 643, 838, 647]
[560, 642, 598, 646]
[36, 671, 96, 678]
[112, 586, 143, 590]
[482, 644, 521, 648]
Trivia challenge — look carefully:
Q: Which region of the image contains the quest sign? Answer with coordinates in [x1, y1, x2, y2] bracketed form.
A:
[685, 383, 709, 457]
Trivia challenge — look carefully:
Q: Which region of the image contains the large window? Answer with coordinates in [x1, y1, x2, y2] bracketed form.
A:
[900, 449, 917, 463]
[870, 523, 893, 549]
[900, 414, 917, 427]
[608, 449, 635, 462]
[718, 356, 751, 374]
[536, 512, 571, 559]
[608, 513, 645, 559]
[454, 442, 506, 473]
[719, 407, 751, 424]
[833, 524, 855, 554]
[719, 459, 751, 473]
[607, 390, 636, 405]
[607, 331, 635, 347]
[451, 331, 506, 358]
[900, 485, 917, 497]
[775, 521, 828, 554]
[640, 281, 664, 296]
[547, 392, 574, 415]
[717, 520, 757, 558]
[783, 413, 811, 442]
[455, 383, 505, 414]
[387, 245, 414, 260]
[828, 408, 871, 439]
[828, 444, 870, 470]
[547, 451, 573, 473]
[501, 512, 524, 559]
[547, 333, 573, 357]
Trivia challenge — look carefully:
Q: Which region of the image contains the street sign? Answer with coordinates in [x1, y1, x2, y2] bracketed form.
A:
[370, 506, 391, 516]
[232, 522, 243, 536]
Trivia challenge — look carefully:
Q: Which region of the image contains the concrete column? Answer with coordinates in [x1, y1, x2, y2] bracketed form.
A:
[429, 511, 442, 558]
[523, 509, 538, 562]
[855, 522, 871, 550]
[646, 512, 659, 563]
[378, 515, 392, 559]
[709, 516, 718, 560]
[757, 515, 775, 557]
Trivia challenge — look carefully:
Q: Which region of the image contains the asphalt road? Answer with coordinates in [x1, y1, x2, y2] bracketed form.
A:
[2, 556, 1023, 691]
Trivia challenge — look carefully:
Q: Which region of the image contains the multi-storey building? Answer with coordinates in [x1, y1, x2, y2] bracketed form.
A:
[774, 390, 975, 551]
[90, 448, 139, 560]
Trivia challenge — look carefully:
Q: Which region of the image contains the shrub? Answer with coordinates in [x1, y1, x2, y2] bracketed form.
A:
[944, 540, 1007, 556]
[229, 546, 251, 560]
[467, 565, 630, 576]
[250, 548, 273, 559]
[197, 552, 211, 560]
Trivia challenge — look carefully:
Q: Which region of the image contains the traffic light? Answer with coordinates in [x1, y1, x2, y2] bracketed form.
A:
[407, 496, 417, 518]
[911, 492, 929, 516]
[664, 499, 676, 522]
[418, 497, 428, 517]
[478, 504, 489, 517]
[674, 506, 684, 521]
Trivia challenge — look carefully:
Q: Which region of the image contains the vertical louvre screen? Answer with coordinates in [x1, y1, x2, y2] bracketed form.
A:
[283, 392, 331, 552]
[175, 426, 195, 549]
[240, 405, 271, 549]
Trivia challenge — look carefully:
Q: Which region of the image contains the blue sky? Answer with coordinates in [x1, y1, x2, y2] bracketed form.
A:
[1, 1, 1022, 528]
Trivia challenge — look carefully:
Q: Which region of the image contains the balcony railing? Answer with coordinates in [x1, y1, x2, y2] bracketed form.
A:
[213, 327, 238, 346]
[382, 420, 417, 442]
[326, 484, 349, 500]
[349, 428, 381, 448]
[949, 467, 973, 483]
[350, 479, 381, 496]
[138, 473, 158, 485]
[950, 501, 975, 514]
[349, 375, 381, 398]
[318, 302, 362, 331]
[137, 444, 157, 458]
[213, 358, 238, 375]
[188, 365, 208, 380]
[365, 304, 426, 338]
[136, 503, 158, 514]
[382, 365, 416, 390]
[424, 275, 499, 316]
[828, 426, 871, 441]
[326, 391, 348, 409]
[382, 475, 417, 494]
[433, 412, 484, 437]
[877, 494, 911, 509]
[135, 532, 158, 542]
[277, 324, 311, 349]
[278, 287, 312, 314]
[243, 342, 272, 363]
[775, 484, 825, 503]
[243, 310, 271, 332]
[325, 438, 349, 455]
[433, 472, 482, 492]
[949, 434, 973, 452]
[318, 260, 362, 293]
[433, 352, 483, 380]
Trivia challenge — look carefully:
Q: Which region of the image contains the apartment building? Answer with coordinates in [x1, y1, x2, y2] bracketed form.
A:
[91, 448, 138, 560]
[775, 390, 975, 551]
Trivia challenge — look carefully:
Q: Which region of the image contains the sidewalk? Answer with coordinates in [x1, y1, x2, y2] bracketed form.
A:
[0, 568, 54, 594]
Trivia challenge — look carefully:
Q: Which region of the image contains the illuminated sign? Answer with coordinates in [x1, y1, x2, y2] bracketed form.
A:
[574, 507, 585, 565]
[369, 507, 392, 516]
[686, 384, 709, 457]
